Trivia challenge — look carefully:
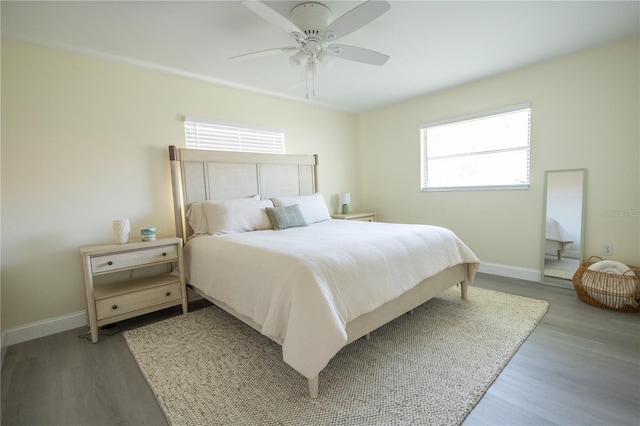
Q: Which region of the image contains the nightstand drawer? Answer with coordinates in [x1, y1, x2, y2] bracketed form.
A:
[91, 245, 178, 274]
[96, 281, 181, 320]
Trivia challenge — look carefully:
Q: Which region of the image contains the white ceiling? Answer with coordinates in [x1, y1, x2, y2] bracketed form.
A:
[2, 1, 639, 113]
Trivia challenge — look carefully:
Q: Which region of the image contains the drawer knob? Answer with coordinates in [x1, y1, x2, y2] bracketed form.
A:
[162, 252, 167, 256]
[165, 291, 171, 297]
[107, 261, 113, 266]
[112, 305, 118, 310]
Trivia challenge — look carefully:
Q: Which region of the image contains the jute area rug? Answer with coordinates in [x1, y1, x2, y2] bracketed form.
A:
[123, 286, 548, 426]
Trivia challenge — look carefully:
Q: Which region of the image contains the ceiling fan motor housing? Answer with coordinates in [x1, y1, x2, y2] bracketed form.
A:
[290, 2, 332, 37]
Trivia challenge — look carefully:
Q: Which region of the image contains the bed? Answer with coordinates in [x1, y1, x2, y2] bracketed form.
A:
[168, 145, 480, 398]
[545, 217, 574, 260]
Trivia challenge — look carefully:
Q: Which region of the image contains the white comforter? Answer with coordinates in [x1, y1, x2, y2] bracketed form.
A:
[184, 219, 480, 380]
[545, 217, 573, 243]
[545, 217, 574, 254]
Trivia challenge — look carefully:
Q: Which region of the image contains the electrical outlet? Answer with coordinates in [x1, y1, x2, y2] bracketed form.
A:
[602, 243, 614, 256]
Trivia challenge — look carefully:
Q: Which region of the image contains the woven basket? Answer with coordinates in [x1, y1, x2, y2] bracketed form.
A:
[572, 256, 640, 312]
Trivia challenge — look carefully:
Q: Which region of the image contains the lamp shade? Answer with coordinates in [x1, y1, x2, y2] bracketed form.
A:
[339, 192, 351, 205]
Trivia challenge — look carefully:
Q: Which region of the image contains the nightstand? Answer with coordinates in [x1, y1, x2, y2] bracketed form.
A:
[331, 212, 376, 222]
[80, 236, 187, 343]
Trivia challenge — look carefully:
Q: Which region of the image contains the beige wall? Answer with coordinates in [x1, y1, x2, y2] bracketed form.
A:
[358, 37, 640, 271]
[1, 41, 359, 331]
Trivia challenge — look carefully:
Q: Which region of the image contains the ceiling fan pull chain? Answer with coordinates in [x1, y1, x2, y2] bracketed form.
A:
[312, 60, 316, 97]
[305, 59, 310, 99]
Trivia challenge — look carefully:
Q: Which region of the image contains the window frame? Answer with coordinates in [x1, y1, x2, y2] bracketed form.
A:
[184, 116, 285, 154]
[419, 103, 531, 192]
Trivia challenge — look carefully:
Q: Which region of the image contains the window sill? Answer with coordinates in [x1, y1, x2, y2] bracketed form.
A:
[421, 184, 529, 192]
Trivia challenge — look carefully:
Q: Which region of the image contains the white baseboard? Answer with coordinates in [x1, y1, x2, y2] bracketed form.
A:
[4, 311, 88, 347]
[2, 263, 541, 348]
[478, 262, 542, 282]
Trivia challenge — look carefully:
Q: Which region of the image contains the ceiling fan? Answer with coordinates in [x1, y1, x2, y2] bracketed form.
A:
[231, 0, 391, 98]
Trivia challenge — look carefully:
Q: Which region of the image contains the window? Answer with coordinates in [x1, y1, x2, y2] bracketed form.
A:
[420, 104, 531, 191]
[184, 116, 285, 154]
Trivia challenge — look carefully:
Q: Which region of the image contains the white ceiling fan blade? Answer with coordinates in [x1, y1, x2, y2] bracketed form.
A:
[242, 1, 303, 37]
[321, 0, 390, 41]
[229, 46, 298, 61]
[330, 44, 389, 66]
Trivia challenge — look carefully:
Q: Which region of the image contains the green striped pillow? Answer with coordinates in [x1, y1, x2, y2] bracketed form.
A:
[265, 204, 308, 231]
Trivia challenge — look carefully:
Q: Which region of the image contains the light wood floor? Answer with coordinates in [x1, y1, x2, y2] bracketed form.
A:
[2, 273, 638, 425]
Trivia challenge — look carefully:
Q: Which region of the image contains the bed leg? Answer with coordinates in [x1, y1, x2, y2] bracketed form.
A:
[461, 280, 468, 299]
[365, 332, 371, 340]
[308, 376, 319, 399]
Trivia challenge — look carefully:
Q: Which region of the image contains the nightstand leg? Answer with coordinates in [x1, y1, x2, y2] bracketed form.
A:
[178, 244, 188, 314]
[83, 256, 100, 343]
[90, 326, 99, 343]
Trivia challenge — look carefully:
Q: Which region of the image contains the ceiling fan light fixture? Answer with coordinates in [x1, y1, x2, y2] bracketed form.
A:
[316, 50, 332, 65]
[289, 50, 308, 67]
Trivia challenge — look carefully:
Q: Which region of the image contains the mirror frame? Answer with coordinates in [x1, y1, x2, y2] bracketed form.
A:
[541, 168, 587, 288]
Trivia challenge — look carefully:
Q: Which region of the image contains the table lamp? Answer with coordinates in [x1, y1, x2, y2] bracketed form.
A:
[339, 192, 351, 214]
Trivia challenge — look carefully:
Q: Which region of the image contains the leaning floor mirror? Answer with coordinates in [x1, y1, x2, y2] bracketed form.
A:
[542, 169, 587, 288]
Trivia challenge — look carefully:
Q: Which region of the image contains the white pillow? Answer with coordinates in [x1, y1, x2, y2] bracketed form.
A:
[203, 197, 274, 234]
[270, 193, 331, 224]
[186, 195, 260, 235]
[185, 203, 209, 235]
[587, 260, 630, 275]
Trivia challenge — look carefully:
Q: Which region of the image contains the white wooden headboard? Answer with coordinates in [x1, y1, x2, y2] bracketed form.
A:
[168, 145, 318, 241]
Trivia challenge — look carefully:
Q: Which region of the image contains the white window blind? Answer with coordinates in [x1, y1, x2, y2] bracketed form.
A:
[420, 104, 531, 191]
[184, 116, 285, 154]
